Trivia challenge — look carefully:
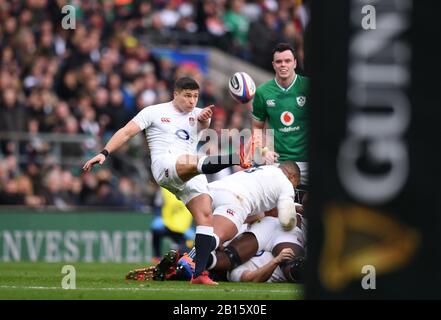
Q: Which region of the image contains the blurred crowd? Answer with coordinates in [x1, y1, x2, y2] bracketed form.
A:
[0, 0, 309, 210]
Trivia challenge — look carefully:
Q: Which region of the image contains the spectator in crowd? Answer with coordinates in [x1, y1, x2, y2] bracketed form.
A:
[223, 0, 250, 59]
[0, 88, 27, 132]
[248, 8, 284, 70]
[85, 180, 125, 208]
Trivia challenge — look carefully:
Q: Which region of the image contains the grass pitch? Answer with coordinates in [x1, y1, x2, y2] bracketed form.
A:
[0, 262, 302, 300]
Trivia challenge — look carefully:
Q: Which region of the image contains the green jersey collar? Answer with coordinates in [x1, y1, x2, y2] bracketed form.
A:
[275, 74, 297, 92]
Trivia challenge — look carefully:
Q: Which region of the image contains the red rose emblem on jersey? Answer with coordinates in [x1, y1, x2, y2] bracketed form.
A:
[280, 111, 294, 126]
[189, 117, 195, 126]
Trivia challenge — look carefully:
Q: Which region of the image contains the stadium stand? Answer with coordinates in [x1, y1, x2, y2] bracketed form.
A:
[0, 0, 308, 211]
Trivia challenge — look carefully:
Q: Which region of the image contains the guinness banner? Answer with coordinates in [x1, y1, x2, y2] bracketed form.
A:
[307, 0, 441, 298]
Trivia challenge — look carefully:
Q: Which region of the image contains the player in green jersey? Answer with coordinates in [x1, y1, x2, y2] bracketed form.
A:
[252, 43, 309, 186]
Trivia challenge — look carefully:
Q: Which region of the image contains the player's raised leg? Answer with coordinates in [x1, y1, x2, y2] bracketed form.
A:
[175, 151, 251, 184]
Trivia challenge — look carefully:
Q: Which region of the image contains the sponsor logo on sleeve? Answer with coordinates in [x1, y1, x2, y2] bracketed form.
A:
[266, 99, 276, 107]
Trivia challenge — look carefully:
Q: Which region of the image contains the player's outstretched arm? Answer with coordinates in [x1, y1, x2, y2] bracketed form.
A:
[82, 120, 141, 172]
[240, 248, 295, 282]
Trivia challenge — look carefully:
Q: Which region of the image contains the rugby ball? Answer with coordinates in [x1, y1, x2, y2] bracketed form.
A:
[228, 72, 256, 104]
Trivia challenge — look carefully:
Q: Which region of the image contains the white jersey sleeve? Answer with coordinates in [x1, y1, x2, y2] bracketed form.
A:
[276, 171, 296, 236]
[277, 172, 296, 202]
[132, 106, 153, 130]
[228, 262, 251, 282]
[208, 165, 295, 214]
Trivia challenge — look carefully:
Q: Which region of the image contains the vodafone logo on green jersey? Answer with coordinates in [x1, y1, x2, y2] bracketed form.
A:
[280, 111, 294, 126]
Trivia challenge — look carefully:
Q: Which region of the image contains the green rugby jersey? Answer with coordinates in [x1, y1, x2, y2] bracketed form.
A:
[252, 75, 309, 162]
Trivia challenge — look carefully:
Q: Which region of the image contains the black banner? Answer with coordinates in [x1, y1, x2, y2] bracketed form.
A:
[307, 0, 441, 299]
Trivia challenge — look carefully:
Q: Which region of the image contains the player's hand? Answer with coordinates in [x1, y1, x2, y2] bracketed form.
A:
[264, 207, 278, 217]
[197, 105, 214, 122]
[262, 148, 279, 165]
[295, 203, 304, 215]
[273, 248, 295, 264]
[82, 154, 106, 172]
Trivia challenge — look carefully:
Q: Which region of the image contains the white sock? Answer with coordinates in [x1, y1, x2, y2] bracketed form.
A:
[196, 156, 208, 174]
[207, 251, 217, 270]
[213, 233, 220, 250]
[195, 225, 213, 236]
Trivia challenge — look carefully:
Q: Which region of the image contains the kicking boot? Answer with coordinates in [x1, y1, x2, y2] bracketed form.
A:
[191, 271, 219, 285]
[153, 249, 180, 281]
[125, 266, 157, 281]
[239, 136, 253, 169]
[176, 253, 195, 280]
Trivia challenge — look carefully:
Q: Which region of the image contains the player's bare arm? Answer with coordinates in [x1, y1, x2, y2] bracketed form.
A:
[240, 248, 295, 282]
[244, 212, 265, 224]
[82, 120, 141, 172]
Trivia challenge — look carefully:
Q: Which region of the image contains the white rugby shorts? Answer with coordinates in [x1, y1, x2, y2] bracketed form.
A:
[151, 155, 209, 205]
[209, 188, 250, 233]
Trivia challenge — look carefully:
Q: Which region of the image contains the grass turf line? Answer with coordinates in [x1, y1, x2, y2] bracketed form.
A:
[0, 262, 303, 300]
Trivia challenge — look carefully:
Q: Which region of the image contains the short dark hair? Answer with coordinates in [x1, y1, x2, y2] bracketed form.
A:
[174, 77, 200, 91]
[272, 43, 295, 59]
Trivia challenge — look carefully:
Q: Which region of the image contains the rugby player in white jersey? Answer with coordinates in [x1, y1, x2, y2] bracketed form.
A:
[176, 161, 301, 271]
[175, 212, 306, 283]
[228, 248, 295, 283]
[209, 160, 300, 246]
[83, 77, 251, 285]
[215, 214, 306, 283]
[125, 165, 307, 282]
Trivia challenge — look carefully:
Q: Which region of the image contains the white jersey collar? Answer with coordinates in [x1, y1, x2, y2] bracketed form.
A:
[275, 74, 297, 92]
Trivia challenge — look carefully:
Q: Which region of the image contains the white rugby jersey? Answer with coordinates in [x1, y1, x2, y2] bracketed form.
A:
[131, 102, 204, 163]
[228, 251, 286, 283]
[208, 165, 294, 214]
